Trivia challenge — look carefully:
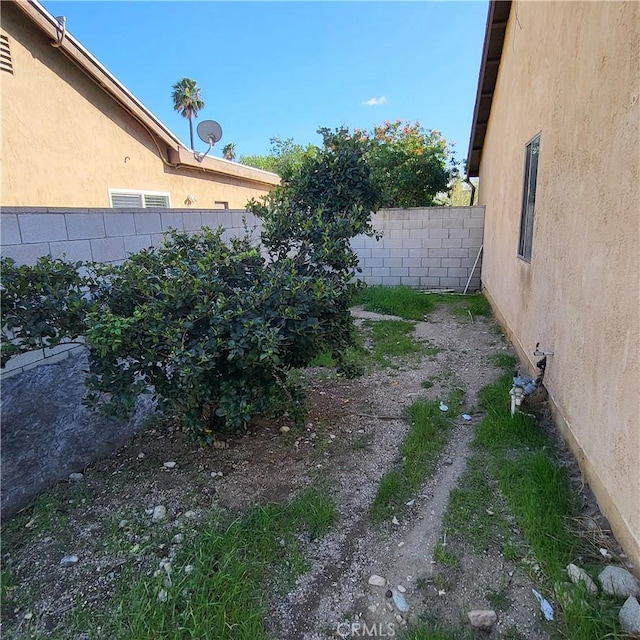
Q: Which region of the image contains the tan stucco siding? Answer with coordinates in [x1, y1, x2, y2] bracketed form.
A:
[478, 2, 639, 565]
[0, 4, 274, 208]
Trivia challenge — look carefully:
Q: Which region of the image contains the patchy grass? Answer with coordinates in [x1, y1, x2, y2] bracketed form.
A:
[400, 620, 473, 640]
[66, 488, 337, 640]
[440, 372, 624, 639]
[356, 285, 491, 321]
[311, 318, 433, 373]
[490, 352, 517, 371]
[370, 390, 464, 522]
[433, 541, 458, 568]
[356, 285, 436, 320]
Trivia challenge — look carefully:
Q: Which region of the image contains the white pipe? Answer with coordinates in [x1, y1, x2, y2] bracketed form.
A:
[463, 243, 483, 294]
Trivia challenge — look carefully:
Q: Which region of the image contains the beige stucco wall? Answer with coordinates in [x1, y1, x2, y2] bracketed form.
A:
[0, 4, 276, 208]
[478, 2, 639, 566]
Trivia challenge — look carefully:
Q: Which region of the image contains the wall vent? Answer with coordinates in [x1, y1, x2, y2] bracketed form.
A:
[1, 35, 13, 74]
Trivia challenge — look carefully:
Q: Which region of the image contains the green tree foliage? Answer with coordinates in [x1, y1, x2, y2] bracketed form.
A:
[84, 127, 378, 440]
[0, 128, 379, 442]
[171, 78, 205, 151]
[356, 120, 458, 208]
[240, 137, 317, 178]
[0, 256, 95, 367]
[221, 143, 236, 161]
[437, 177, 479, 206]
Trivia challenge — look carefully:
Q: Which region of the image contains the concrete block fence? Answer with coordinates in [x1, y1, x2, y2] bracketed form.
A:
[0, 205, 483, 376]
[0, 207, 261, 267]
[0, 207, 261, 377]
[352, 206, 483, 290]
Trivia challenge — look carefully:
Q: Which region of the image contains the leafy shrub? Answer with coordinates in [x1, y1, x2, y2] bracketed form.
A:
[1, 129, 378, 442]
[84, 128, 379, 441]
[0, 256, 95, 367]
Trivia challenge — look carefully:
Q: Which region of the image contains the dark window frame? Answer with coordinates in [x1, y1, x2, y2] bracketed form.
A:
[518, 133, 541, 262]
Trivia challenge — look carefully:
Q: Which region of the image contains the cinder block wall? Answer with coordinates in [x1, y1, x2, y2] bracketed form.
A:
[351, 206, 484, 290]
[0, 207, 260, 266]
[0, 207, 261, 377]
[1, 205, 484, 376]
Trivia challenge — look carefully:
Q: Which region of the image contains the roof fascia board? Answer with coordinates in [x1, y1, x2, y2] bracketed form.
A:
[174, 148, 281, 186]
[466, 0, 512, 178]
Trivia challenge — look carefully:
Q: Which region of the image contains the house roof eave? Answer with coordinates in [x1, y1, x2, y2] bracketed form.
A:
[11, 0, 281, 188]
[466, 0, 512, 178]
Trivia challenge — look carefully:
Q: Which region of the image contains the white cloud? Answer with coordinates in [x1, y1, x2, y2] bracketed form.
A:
[362, 96, 387, 106]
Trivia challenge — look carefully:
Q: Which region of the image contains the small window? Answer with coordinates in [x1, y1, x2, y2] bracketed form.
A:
[109, 189, 170, 208]
[518, 134, 540, 261]
[1, 35, 14, 74]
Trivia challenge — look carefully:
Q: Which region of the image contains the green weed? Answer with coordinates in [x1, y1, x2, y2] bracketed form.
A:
[370, 391, 464, 522]
[67, 488, 337, 640]
[356, 285, 491, 321]
[458, 373, 623, 638]
[356, 285, 435, 320]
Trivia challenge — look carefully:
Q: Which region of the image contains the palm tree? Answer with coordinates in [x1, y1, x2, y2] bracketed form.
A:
[171, 78, 205, 151]
[222, 143, 236, 161]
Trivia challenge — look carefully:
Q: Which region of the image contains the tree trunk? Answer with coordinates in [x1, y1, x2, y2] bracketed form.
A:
[188, 115, 194, 151]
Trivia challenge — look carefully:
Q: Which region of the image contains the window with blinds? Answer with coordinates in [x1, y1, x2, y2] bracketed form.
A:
[1, 35, 14, 74]
[109, 190, 170, 208]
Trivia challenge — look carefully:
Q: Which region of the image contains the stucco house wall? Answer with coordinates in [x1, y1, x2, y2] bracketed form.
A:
[0, 1, 279, 209]
[472, 2, 639, 565]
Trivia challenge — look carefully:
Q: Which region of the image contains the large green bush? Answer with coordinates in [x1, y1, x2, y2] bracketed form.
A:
[0, 256, 95, 367]
[1, 128, 378, 442]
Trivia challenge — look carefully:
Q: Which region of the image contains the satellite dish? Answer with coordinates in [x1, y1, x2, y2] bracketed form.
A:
[197, 120, 223, 145]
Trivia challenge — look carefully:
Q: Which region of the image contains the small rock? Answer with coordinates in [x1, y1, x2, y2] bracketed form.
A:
[367, 604, 378, 613]
[406, 499, 415, 507]
[184, 511, 197, 519]
[437, 589, 446, 596]
[137, 452, 145, 459]
[392, 516, 400, 526]
[172, 534, 184, 544]
[619, 596, 640, 635]
[280, 426, 290, 434]
[163, 461, 176, 469]
[599, 566, 640, 597]
[152, 505, 167, 522]
[462, 414, 472, 421]
[368, 574, 386, 587]
[23, 612, 33, 620]
[392, 590, 410, 612]
[397, 584, 406, 593]
[385, 601, 394, 612]
[439, 402, 448, 412]
[567, 564, 598, 594]
[398, 542, 405, 547]
[395, 613, 405, 625]
[60, 555, 79, 567]
[444, 458, 453, 466]
[118, 519, 129, 529]
[184, 565, 194, 574]
[467, 609, 497, 630]
[600, 548, 612, 558]
[157, 589, 168, 603]
[68, 473, 84, 482]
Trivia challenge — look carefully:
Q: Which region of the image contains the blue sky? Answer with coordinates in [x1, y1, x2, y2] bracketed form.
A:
[42, 1, 488, 163]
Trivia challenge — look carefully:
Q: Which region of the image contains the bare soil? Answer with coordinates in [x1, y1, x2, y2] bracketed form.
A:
[0, 306, 621, 639]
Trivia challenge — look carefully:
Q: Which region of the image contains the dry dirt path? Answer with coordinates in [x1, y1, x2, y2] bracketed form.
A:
[267, 307, 545, 639]
[2, 305, 550, 639]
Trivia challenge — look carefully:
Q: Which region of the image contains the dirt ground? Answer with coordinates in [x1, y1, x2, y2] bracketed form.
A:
[0, 306, 621, 639]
